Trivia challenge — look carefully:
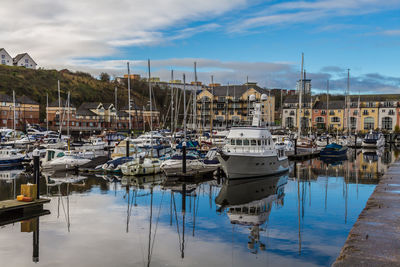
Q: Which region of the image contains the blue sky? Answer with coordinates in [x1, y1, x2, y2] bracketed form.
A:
[1, 0, 400, 93]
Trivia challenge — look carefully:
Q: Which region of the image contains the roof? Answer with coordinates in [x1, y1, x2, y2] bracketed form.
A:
[78, 102, 101, 110]
[283, 94, 315, 104]
[48, 99, 75, 108]
[17, 95, 38, 105]
[13, 53, 37, 65]
[313, 100, 345, 110]
[211, 84, 267, 97]
[76, 105, 97, 116]
[349, 94, 400, 102]
[117, 110, 129, 116]
[0, 94, 13, 102]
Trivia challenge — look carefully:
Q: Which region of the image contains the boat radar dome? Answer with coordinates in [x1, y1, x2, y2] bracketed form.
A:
[261, 94, 268, 101]
[249, 94, 256, 101]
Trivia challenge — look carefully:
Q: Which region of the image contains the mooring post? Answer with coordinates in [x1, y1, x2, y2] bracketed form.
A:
[294, 138, 297, 155]
[33, 217, 39, 263]
[33, 148, 40, 199]
[182, 141, 187, 174]
[126, 139, 130, 158]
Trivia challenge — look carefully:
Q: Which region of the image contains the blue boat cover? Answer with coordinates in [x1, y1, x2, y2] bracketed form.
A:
[325, 143, 342, 149]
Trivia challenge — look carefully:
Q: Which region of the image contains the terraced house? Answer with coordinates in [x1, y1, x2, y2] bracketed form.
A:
[196, 83, 275, 130]
[0, 94, 39, 130]
[282, 94, 400, 132]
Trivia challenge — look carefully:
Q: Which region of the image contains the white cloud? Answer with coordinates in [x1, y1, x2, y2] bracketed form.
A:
[380, 29, 400, 36]
[0, 0, 247, 66]
[230, 0, 400, 32]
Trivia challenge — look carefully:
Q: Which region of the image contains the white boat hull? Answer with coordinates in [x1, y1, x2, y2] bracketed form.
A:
[161, 159, 217, 177]
[217, 154, 289, 179]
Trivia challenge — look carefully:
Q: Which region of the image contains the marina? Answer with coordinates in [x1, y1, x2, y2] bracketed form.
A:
[0, 146, 398, 266]
[1, 2, 400, 265]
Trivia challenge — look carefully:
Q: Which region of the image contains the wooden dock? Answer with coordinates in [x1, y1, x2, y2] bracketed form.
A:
[0, 199, 50, 215]
[288, 151, 320, 161]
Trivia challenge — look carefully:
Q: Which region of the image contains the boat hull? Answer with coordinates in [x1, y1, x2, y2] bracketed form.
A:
[161, 159, 217, 177]
[217, 153, 289, 179]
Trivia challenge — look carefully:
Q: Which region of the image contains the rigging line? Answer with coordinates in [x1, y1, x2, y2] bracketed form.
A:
[147, 188, 153, 267]
[193, 188, 200, 237]
[149, 190, 165, 261]
[172, 191, 182, 248]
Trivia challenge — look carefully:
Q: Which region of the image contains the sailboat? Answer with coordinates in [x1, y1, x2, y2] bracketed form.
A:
[161, 74, 218, 177]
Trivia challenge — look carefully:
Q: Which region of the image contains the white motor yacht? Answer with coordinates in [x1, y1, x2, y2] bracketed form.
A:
[362, 131, 385, 148]
[217, 99, 289, 179]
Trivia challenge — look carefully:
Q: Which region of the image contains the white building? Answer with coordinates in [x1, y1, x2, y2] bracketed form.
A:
[13, 53, 37, 69]
[0, 48, 13, 66]
[282, 95, 299, 128]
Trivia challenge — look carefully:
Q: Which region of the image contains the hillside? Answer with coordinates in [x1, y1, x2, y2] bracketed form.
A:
[0, 65, 171, 121]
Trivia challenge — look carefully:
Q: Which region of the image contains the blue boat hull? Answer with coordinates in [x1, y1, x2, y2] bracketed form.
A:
[0, 157, 25, 168]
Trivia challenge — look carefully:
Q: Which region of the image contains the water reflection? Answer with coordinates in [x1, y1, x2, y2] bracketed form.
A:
[216, 175, 287, 254]
[0, 149, 399, 267]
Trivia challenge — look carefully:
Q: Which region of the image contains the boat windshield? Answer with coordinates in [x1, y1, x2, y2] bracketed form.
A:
[366, 134, 378, 140]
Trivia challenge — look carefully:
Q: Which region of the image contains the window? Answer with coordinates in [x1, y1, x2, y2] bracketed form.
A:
[350, 117, 357, 130]
[251, 140, 257, 146]
[353, 110, 358, 115]
[243, 139, 249, 146]
[329, 111, 335, 115]
[364, 117, 374, 130]
[25, 59, 29, 63]
[321, 111, 326, 115]
[1, 60, 5, 64]
[382, 117, 393, 130]
[1, 55, 4, 59]
[230, 139, 235, 145]
[389, 110, 395, 115]
[331, 117, 340, 123]
[363, 110, 369, 115]
[236, 139, 242, 146]
[316, 117, 324, 123]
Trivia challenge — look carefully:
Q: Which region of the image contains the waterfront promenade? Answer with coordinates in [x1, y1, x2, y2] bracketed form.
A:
[333, 160, 400, 266]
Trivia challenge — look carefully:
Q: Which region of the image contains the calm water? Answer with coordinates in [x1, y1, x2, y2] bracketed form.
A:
[0, 149, 398, 267]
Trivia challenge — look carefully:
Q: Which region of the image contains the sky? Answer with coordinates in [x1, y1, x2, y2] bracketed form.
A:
[0, 0, 400, 94]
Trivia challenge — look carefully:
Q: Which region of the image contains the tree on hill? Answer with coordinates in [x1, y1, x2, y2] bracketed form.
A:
[100, 72, 110, 82]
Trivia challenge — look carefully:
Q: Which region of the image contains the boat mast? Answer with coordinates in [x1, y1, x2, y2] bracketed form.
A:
[327, 80, 329, 131]
[233, 85, 236, 126]
[127, 62, 132, 132]
[297, 53, 304, 138]
[183, 74, 187, 141]
[171, 69, 174, 134]
[210, 75, 214, 138]
[58, 80, 62, 138]
[148, 59, 153, 154]
[357, 88, 360, 132]
[46, 93, 49, 132]
[67, 91, 70, 137]
[193, 62, 197, 130]
[13, 90, 16, 136]
[225, 83, 229, 129]
[347, 69, 351, 134]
